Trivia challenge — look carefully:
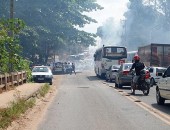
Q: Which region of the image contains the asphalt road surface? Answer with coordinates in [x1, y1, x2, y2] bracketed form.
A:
[38, 71, 170, 130]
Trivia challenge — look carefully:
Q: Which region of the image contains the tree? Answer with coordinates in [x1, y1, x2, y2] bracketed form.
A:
[13, 0, 103, 64]
[0, 18, 26, 72]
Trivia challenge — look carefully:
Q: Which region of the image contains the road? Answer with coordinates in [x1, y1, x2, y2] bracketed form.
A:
[38, 70, 170, 130]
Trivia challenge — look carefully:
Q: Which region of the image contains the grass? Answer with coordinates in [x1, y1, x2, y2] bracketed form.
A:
[39, 83, 50, 97]
[0, 83, 50, 129]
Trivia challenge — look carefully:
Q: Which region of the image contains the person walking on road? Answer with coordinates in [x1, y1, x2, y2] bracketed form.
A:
[72, 63, 76, 75]
[67, 62, 72, 75]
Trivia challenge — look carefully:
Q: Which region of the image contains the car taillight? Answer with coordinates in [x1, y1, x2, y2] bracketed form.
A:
[123, 70, 129, 75]
[145, 71, 150, 79]
[156, 72, 158, 76]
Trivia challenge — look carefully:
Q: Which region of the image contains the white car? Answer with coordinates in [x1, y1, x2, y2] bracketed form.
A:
[148, 67, 166, 87]
[106, 65, 120, 82]
[156, 66, 170, 105]
[32, 66, 53, 85]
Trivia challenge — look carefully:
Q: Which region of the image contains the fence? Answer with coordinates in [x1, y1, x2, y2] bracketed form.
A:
[0, 71, 27, 90]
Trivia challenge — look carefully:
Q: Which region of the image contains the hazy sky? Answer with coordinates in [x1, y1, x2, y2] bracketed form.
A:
[83, 0, 129, 33]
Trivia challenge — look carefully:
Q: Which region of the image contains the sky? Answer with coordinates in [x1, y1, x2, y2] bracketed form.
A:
[83, 0, 129, 33]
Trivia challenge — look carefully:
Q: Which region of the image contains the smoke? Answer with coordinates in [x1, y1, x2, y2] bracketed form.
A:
[99, 18, 123, 46]
[120, 0, 170, 51]
[94, 0, 129, 47]
[75, 0, 130, 71]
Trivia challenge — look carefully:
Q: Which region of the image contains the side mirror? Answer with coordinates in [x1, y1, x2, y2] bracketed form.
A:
[162, 73, 167, 78]
[162, 69, 168, 78]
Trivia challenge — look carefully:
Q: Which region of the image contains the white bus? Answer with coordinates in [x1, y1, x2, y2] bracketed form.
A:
[94, 46, 127, 78]
[127, 51, 138, 63]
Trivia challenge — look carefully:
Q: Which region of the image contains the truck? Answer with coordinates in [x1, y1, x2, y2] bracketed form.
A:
[138, 43, 170, 67]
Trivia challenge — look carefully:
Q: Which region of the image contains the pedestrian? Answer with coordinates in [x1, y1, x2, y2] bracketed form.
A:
[72, 63, 76, 74]
[67, 62, 72, 74]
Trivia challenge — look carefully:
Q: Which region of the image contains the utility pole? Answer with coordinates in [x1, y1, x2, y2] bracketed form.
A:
[9, 0, 14, 72]
[10, 0, 14, 19]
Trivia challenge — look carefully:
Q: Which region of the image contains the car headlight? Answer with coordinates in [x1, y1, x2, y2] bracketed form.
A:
[32, 75, 36, 78]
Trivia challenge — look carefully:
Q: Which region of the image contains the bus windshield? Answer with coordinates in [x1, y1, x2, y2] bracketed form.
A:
[103, 47, 127, 59]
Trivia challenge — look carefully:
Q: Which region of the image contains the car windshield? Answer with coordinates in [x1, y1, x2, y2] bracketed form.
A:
[55, 62, 63, 67]
[32, 67, 49, 72]
[124, 64, 132, 70]
[112, 65, 120, 69]
[156, 68, 166, 73]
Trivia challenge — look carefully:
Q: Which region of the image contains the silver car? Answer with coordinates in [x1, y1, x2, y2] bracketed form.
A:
[106, 65, 120, 82]
[115, 63, 133, 88]
[156, 66, 170, 105]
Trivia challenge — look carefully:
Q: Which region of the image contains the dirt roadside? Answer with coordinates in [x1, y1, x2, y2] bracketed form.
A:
[7, 75, 63, 130]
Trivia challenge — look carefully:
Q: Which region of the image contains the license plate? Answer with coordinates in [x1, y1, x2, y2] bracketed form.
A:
[38, 78, 44, 80]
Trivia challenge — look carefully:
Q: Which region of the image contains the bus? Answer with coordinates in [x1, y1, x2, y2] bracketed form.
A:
[94, 46, 127, 78]
[127, 51, 138, 63]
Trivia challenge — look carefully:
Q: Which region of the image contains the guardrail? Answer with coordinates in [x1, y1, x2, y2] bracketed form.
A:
[0, 71, 27, 90]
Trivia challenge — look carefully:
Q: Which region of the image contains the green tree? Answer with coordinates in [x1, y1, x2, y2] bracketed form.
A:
[0, 18, 26, 73]
[14, 0, 103, 64]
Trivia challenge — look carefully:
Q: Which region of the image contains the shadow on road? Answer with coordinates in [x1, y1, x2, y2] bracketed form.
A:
[87, 76, 101, 81]
[120, 87, 131, 90]
[131, 93, 145, 96]
[151, 103, 170, 116]
[75, 71, 82, 74]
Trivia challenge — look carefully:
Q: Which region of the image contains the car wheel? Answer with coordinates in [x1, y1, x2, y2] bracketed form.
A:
[109, 79, 112, 83]
[106, 77, 108, 82]
[118, 79, 122, 88]
[142, 82, 150, 96]
[109, 76, 112, 82]
[115, 79, 118, 88]
[156, 87, 165, 105]
[131, 80, 135, 94]
[115, 83, 118, 88]
[150, 78, 155, 87]
[101, 73, 106, 79]
[49, 81, 53, 85]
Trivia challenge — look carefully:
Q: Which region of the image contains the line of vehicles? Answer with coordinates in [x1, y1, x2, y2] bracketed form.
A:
[30, 62, 75, 86]
[30, 52, 90, 86]
[51, 62, 73, 74]
[94, 44, 170, 105]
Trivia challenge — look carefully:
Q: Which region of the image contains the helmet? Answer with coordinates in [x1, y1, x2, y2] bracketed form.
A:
[133, 55, 140, 61]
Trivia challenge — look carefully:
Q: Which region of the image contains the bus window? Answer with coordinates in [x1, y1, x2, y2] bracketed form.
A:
[104, 47, 127, 58]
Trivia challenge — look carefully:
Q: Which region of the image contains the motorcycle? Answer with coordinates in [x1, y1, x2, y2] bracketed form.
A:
[130, 69, 150, 95]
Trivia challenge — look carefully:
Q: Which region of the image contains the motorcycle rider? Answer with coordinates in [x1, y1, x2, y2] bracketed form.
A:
[130, 55, 145, 94]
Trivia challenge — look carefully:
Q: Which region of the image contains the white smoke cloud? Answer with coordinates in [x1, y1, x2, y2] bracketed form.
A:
[100, 17, 123, 46]
[83, 0, 129, 34]
[77, 0, 129, 71]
